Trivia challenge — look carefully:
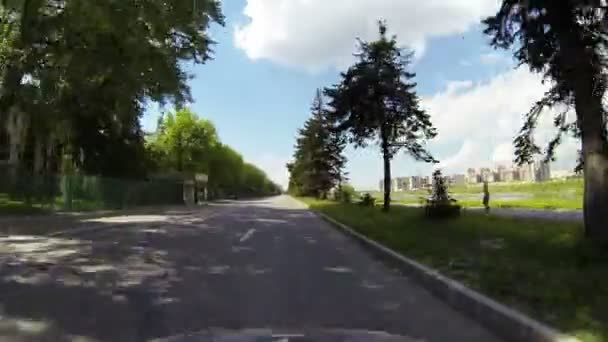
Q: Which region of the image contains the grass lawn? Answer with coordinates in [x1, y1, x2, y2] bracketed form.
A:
[0, 193, 104, 215]
[300, 197, 607, 342]
[452, 178, 583, 194]
[369, 178, 584, 210]
[0, 193, 51, 215]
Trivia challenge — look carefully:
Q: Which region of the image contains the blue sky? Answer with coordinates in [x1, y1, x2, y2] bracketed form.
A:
[142, 0, 577, 190]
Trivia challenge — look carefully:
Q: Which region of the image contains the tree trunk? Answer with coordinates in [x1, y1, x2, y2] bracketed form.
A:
[33, 137, 44, 175]
[6, 108, 26, 180]
[45, 134, 55, 173]
[382, 140, 391, 212]
[552, 13, 608, 243]
[576, 92, 608, 243]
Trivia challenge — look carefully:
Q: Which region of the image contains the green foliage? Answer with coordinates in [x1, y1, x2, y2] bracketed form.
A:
[334, 184, 357, 203]
[0, 0, 224, 178]
[0, 0, 277, 204]
[147, 108, 280, 199]
[358, 193, 376, 207]
[324, 21, 437, 211]
[484, 1, 608, 239]
[149, 108, 219, 173]
[483, 2, 606, 166]
[287, 89, 347, 198]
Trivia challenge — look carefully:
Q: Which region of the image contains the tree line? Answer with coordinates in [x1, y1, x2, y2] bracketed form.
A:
[289, 0, 608, 245]
[0, 0, 278, 201]
[146, 108, 281, 198]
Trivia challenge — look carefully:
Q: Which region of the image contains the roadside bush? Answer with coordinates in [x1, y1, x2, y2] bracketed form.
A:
[425, 170, 461, 219]
[334, 184, 357, 203]
[359, 193, 376, 207]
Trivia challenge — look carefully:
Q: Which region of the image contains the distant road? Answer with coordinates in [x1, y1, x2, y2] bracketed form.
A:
[466, 207, 582, 222]
[0, 196, 502, 341]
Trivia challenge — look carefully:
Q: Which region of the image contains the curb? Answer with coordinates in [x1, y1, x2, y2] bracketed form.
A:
[313, 211, 579, 342]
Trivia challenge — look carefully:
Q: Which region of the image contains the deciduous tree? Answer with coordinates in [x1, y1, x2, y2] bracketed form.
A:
[484, 1, 608, 241]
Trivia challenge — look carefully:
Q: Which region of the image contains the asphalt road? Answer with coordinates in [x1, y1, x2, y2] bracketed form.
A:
[0, 196, 503, 341]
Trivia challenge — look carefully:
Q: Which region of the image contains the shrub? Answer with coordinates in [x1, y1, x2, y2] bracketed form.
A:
[424, 169, 461, 218]
[359, 193, 376, 207]
[334, 184, 357, 203]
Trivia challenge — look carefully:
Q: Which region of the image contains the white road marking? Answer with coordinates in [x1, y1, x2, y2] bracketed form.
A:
[239, 228, 256, 243]
[324, 266, 354, 273]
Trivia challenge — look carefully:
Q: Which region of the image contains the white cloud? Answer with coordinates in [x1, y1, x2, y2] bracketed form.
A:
[418, 67, 579, 174]
[423, 67, 545, 146]
[234, 0, 499, 70]
[437, 140, 478, 172]
[479, 51, 510, 65]
[343, 67, 581, 189]
[459, 60, 473, 67]
[491, 142, 515, 165]
[445, 80, 474, 95]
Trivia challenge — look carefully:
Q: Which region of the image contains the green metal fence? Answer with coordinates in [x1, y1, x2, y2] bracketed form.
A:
[0, 165, 184, 213]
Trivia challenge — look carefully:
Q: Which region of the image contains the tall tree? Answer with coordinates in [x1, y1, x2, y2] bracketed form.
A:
[147, 108, 280, 198]
[150, 108, 219, 174]
[324, 21, 437, 211]
[287, 89, 347, 198]
[0, 0, 224, 177]
[484, 1, 608, 241]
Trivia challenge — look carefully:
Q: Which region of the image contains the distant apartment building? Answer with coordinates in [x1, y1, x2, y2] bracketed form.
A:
[518, 163, 535, 182]
[534, 161, 551, 182]
[395, 177, 413, 191]
[422, 175, 433, 189]
[381, 161, 551, 193]
[451, 174, 466, 186]
[497, 164, 515, 183]
[512, 168, 522, 181]
[411, 176, 424, 190]
[378, 177, 411, 191]
[466, 168, 478, 184]
[480, 168, 495, 182]
[378, 178, 402, 192]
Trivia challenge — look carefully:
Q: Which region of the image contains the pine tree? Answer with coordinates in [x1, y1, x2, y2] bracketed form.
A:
[325, 21, 437, 211]
[287, 90, 347, 198]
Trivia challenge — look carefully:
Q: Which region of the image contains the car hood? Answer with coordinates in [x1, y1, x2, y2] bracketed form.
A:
[152, 328, 421, 342]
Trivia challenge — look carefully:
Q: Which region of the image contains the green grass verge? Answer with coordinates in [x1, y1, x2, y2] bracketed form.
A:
[0, 201, 50, 215]
[0, 193, 105, 216]
[0, 193, 51, 215]
[447, 178, 583, 195]
[368, 178, 584, 210]
[300, 197, 607, 342]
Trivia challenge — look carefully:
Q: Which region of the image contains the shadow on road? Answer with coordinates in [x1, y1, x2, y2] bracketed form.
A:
[0, 198, 502, 342]
[0, 207, 217, 341]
